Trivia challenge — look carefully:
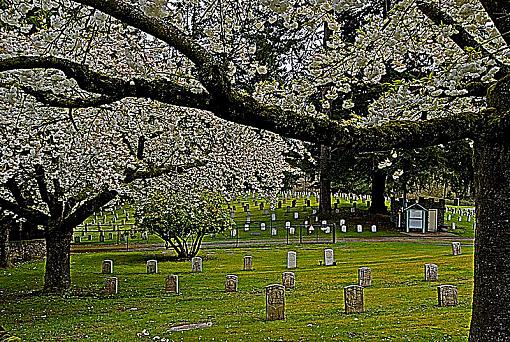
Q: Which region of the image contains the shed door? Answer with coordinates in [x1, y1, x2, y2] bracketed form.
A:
[428, 209, 438, 232]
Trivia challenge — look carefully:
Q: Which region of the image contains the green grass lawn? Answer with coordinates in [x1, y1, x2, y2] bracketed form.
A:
[1, 242, 474, 341]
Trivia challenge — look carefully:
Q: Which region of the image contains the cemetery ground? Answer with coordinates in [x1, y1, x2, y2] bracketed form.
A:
[1, 241, 473, 341]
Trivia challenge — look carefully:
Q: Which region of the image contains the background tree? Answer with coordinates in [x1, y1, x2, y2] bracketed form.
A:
[136, 189, 234, 259]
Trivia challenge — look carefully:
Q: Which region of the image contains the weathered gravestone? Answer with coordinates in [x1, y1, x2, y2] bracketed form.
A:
[146, 260, 158, 274]
[294, 212, 299, 219]
[371, 225, 377, 233]
[358, 267, 372, 287]
[282, 272, 295, 289]
[287, 251, 297, 269]
[260, 223, 266, 231]
[324, 248, 335, 266]
[192, 257, 203, 272]
[165, 275, 179, 294]
[271, 227, 277, 236]
[74, 236, 81, 243]
[244, 256, 253, 271]
[266, 284, 285, 320]
[356, 225, 363, 233]
[225, 275, 238, 292]
[344, 285, 364, 314]
[437, 285, 458, 306]
[102, 260, 113, 274]
[104, 277, 118, 295]
[424, 263, 438, 281]
[452, 242, 462, 255]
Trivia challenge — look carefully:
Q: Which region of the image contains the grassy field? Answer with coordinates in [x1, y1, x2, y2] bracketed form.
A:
[1, 242, 474, 341]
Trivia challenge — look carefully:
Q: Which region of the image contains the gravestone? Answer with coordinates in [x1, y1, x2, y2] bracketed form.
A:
[424, 263, 438, 281]
[357, 225, 363, 233]
[282, 272, 295, 289]
[271, 228, 277, 236]
[324, 248, 335, 266]
[225, 275, 238, 292]
[371, 225, 377, 233]
[74, 236, 81, 243]
[452, 242, 462, 256]
[108, 232, 114, 240]
[246, 216, 251, 223]
[244, 224, 250, 231]
[260, 223, 266, 231]
[358, 267, 371, 287]
[289, 227, 295, 235]
[244, 256, 253, 271]
[344, 285, 364, 314]
[339, 219, 345, 225]
[341, 225, 347, 233]
[287, 251, 297, 269]
[165, 275, 179, 294]
[192, 257, 203, 272]
[271, 213, 276, 221]
[294, 212, 299, 219]
[437, 285, 458, 306]
[265, 284, 285, 321]
[146, 260, 158, 274]
[104, 277, 118, 295]
[102, 259, 113, 274]
[351, 207, 356, 213]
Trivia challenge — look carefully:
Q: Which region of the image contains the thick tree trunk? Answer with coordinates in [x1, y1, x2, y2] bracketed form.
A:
[43, 227, 73, 293]
[318, 145, 331, 218]
[369, 169, 388, 214]
[0, 220, 11, 268]
[469, 137, 510, 341]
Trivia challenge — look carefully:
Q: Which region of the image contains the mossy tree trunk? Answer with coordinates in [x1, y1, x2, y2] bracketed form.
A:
[0, 217, 13, 268]
[43, 224, 73, 293]
[469, 136, 510, 341]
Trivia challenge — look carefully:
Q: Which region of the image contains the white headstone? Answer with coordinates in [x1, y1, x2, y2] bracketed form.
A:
[294, 212, 299, 219]
[324, 248, 335, 266]
[244, 223, 250, 231]
[271, 227, 277, 236]
[285, 221, 291, 228]
[339, 219, 345, 226]
[287, 251, 297, 269]
[260, 222, 266, 231]
[146, 260, 158, 274]
[357, 225, 363, 233]
[271, 213, 276, 221]
[231, 229, 237, 237]
[371, 225, 377, 233]
[192, 257, 203, 272]
[289, 227, 295, 235]
[341, 225, 347, 233]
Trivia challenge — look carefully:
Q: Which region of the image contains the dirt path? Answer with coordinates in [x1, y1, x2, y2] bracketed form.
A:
[70, 232, 474, 253]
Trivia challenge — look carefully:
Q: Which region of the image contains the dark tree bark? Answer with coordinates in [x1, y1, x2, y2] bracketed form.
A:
[318, 145, 332, 218]
[0, 217, 13, 268]
[469, 136, 510, 341]
[43, 225, 73, 293]
[369, 169, 388, 214]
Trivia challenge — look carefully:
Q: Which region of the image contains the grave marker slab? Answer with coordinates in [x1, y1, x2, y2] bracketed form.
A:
[147, 260, 158, 274]
[192, 257, 203, 272]
[165, 275, 179, 294]
[358, 267, 372, 287]
[287, 251, 297, 269]
[437, 285, 458, 306]
[282, 272, 295, 289]
[104, 277, 118, 295]
[102, 260, 113, 274]
[324, 248, 335, 266]
[344, 285, 364, 314]
[244, 256, 253, 271]
[266, 284, 285, 320]
[225, 275, 238, 292]
[424, 263, 438, 281]
[452, 242, 462, 256]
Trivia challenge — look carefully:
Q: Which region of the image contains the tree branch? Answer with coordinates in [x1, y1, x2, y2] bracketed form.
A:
[417, 0, 510, 77]
[5, 177, 26, 206]
[124, 160, 207, 183]
[479, 0, 510, 46]
[63, 189, 118, 228]
[0, 197, 49, 225]
[0, 56, 212, 110]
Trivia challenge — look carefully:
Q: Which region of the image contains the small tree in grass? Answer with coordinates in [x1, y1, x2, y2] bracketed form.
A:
[137, 191, 234, 259]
